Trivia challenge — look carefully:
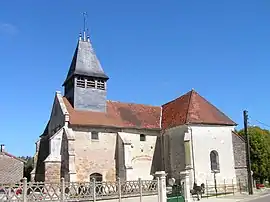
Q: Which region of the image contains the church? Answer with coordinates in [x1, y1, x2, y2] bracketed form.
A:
[31, 27, 247, 187]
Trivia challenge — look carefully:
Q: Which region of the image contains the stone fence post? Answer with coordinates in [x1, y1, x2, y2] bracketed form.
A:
[117, 177, 121, 202]
[180, 170, 192, 202]
[22, 177, 27, 202]
[60, 178, 65, 202]
[155, 171, 167, 202]
[92, 178, 96, 202]
[138, 178, 142, 202]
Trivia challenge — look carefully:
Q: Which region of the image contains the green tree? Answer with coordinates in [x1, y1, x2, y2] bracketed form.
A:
[238, 126, 270, 183]
[19, 156, 34, 181]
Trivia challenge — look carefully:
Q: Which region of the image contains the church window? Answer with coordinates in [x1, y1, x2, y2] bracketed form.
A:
[140, 134, 146, 141]
[97, 80, 105, 90]
[91, 131, 99, 140]
[210, 150, 220, 172]
[76, 77, 86, 88]
[86, 78, 96, 88]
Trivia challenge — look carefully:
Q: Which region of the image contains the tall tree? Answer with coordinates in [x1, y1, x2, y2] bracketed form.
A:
[238, 126, 270, 183]
[19, 156, 34, 181]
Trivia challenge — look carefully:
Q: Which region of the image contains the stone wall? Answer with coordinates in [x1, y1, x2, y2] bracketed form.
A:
[232, 132, 247, 182]
[235, 168, 248, 183]
[33, 92, 67, 182]
[151, 136, 163, 175]
[163, 125, 187, 180]
[45, 162, 61, 183]
[0, 153, 24, 184]
[118, 132, 157, 181]
[61, 132, 70, 181]
[34, 136, 50, 182]
[115, 134, 126, 180]
[73, 130, 117, 182]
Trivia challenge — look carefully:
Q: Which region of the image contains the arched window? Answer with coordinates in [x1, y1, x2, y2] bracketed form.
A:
[90, 173, 103, 182]
[210, 150, 220, 172]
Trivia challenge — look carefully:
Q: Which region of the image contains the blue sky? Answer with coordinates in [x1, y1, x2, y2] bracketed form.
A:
[0, 1, 270, 156]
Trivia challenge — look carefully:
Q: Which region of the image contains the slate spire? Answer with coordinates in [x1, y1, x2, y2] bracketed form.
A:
[63, 13, 109, 112]
[63, 37, 109, 84]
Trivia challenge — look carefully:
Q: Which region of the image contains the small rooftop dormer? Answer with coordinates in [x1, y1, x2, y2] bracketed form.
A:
[63, 13, 109, 112]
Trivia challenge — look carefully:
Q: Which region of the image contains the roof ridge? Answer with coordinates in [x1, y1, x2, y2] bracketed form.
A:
[162, 90, 192, 107]
[185, 90, 194, 124]
[107, 100, 160, 108]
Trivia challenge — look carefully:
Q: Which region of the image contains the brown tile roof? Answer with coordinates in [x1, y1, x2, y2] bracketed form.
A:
[63, 97, 161, 129]
[161, 89, 236, 129]
[0, 152, 26, 163]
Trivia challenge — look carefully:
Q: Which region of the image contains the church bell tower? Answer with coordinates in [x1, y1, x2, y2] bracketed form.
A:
[63, 14, 109, 112]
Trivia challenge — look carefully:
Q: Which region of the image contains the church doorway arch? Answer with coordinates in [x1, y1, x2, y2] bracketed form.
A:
[90, 173, 103, 182]
[90, 173, 103, 194]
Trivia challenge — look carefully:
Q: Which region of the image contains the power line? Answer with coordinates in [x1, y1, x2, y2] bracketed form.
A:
[248, 116, 270, 128]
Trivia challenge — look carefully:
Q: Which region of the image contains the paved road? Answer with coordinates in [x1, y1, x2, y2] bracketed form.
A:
[248, 194, 270, 202]
[200, 189, 270, 202]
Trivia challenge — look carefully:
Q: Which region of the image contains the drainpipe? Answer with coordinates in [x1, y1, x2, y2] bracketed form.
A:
[187, 126, 196, 186]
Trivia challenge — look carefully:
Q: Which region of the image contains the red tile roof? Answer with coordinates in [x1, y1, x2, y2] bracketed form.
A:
[63, 89, 236, 130]
[161, 90, 236, 129]
[63, 97, 161, 129]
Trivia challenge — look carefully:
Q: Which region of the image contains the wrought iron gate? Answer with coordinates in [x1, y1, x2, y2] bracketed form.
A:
[167, 180, 185, 202]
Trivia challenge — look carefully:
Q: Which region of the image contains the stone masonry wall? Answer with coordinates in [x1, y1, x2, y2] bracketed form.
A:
[115, 134, 125, 180]
[163, 126, 187, 180]
[0, 153, 24, 184]
[45, 162, 61, 183]
[61, 132, 70, 181]
[74, 130, 117, 182]
[34, 136, 50, 182]
[235, 169, 248, 183]
[151, 136, 162, 175]
[232, 132, 247, 182]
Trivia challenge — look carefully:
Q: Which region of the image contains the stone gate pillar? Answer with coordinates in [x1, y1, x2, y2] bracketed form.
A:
[180, 170, 192, 202]
[155, 171, 167, 202]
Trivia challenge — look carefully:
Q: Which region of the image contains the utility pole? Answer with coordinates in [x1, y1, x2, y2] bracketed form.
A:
[243, 110, 253, 195]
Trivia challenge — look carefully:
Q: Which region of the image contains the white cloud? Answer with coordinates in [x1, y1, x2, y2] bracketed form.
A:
[0, 23, 18, 35]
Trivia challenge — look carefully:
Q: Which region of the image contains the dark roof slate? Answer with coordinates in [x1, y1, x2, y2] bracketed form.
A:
[63, 40, 108, 85]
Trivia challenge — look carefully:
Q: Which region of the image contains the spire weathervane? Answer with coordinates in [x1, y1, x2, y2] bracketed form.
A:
[83, 12, 88, 41]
